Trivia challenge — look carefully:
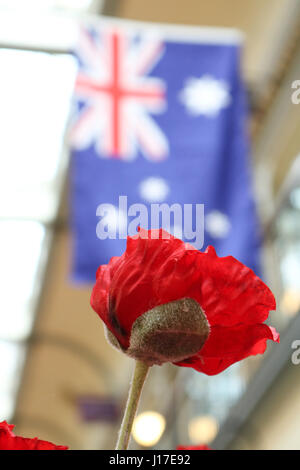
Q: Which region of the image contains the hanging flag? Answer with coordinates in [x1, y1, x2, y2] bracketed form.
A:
[69, 18, 262, 282]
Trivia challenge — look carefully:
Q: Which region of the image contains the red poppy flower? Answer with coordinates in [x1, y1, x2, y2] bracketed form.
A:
[91, 228, 279, 375]
[0, 421, 68, 450]
[177, 444, 211, 450]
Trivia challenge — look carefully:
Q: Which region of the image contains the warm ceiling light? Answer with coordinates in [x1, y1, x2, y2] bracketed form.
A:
[281, 288, 300, 316]
[188, 415, 218, 444]
[132, 411, 166, 447]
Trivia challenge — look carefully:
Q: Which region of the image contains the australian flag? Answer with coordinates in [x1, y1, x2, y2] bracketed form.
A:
[69, 19, 262, 283]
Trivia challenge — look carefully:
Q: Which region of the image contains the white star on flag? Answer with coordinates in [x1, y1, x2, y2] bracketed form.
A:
[179, 75, 231, 117]
[205, 210, 231, 238]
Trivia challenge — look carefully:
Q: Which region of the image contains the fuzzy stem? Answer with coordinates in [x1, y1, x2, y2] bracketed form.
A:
[115, 360, 149, 450]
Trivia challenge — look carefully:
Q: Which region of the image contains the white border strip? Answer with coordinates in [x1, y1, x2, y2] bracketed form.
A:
[0, 11, 244, 53]
[85, 14, 244, 45]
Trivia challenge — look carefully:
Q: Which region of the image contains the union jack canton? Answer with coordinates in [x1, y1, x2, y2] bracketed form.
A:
[71, 28, 168, 161]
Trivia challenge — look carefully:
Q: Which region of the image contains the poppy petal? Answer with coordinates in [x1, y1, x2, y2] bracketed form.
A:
[176, 323, 279, 375]
[90, 229, 279, 373]
[0, 421, 68, 450]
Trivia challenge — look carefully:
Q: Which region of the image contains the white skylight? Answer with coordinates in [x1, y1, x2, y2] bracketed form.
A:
[0, 0, 94, 12]
[0, 221, 46, 340]
[0, 49, 77, 221]
[0, 342, 25, 420]
[0, 47, 78, 420]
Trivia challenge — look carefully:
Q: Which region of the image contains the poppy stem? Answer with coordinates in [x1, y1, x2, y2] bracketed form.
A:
[115, 360, 149, 450]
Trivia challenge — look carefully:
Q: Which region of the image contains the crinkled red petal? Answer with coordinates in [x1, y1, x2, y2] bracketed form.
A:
[0, 421, 68, 450]
[175, 323, 279, 375]
[177, 444, 211, 450]
[91, 229, 277, 357]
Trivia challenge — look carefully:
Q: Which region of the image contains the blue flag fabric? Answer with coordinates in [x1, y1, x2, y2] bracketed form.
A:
[69, 19, 261, 283]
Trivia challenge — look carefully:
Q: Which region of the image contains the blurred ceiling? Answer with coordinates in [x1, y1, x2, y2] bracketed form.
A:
[115, 0, 300, 97]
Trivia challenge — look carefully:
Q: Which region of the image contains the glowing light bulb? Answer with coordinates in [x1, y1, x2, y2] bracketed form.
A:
[132, 411, 166, 447]
[281, 288, 300, 316]
[188, 415, 218, 444]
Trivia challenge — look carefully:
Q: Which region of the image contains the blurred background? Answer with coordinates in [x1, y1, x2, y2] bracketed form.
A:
[1, 0, 300, 450]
